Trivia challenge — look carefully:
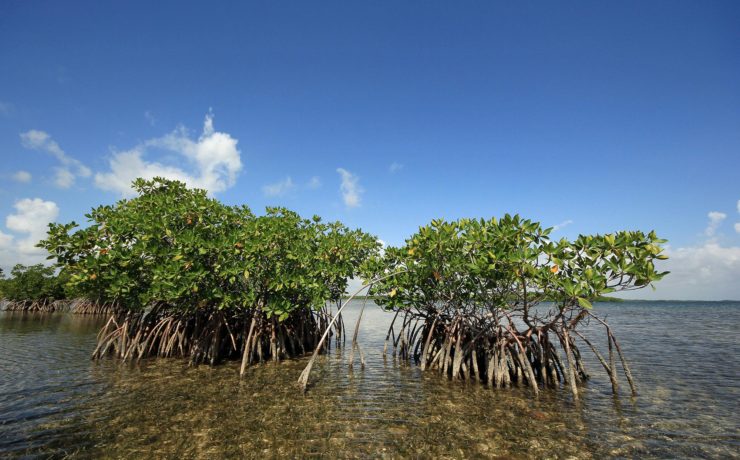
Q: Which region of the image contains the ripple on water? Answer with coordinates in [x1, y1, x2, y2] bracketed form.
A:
[0, 302, 739, 458]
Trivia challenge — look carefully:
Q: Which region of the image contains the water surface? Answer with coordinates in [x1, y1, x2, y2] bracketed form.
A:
[0, 301, 738, 458]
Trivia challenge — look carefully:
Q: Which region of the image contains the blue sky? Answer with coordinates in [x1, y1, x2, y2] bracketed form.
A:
[1, 1, 739, 299]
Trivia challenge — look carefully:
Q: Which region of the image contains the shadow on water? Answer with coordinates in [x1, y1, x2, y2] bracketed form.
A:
[0, 301, 739, 458]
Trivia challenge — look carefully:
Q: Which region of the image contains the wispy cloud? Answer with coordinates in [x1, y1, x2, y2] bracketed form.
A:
[552, 219, 573, 232]
[705, 211, 727, 237]
[0, 101, 13, 116]
[53, 168, 75, 188]
[337, 168, 362, 208]
[144, 110, 157, 126]
[94, 112, 242, 197]
[389, 162, 403, 173]
[20, 130, 91, 188]
[307, 176, 322, 189]
[262, 176, 295, 197]
[12, 171, 32, 183]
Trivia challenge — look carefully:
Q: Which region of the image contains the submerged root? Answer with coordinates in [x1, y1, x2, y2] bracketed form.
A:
[0, 298, 117, 315]
[2, 299, 69, 313]
[70, 299, 118, 315]
[385, 309, 632, 398]
[91, 306, 341, 369]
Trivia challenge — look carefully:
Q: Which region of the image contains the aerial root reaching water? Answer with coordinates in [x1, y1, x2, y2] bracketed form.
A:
[1, 298, 117, 315]
[2, 299, 68, 313]
[91, 305, 342, 369]
[375, 308, 636, 398]
[69, 299, 118, 315]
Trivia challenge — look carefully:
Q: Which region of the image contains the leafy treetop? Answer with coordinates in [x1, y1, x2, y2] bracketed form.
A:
[39, 178, 380, 319]
[361, 215, 668, 316]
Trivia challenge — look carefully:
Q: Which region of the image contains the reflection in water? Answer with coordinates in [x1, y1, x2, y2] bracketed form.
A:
[0, 302, 738, 458]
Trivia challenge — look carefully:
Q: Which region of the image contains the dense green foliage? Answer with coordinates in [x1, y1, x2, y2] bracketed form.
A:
[40, 178, 379, 320]
[0, 264, 67, 301]
[32, 178, 668, 391]
[351, 215, 667, 396]
[363, 215, 668, 312]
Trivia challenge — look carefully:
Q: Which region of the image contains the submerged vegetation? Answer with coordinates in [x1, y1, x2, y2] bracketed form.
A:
[351, 216, 668, 397]
[39, 178, 379, 369]
[3, 177, 667, 397]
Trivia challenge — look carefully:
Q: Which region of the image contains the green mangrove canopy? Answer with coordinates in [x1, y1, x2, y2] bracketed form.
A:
[0, 263, 67, 302]
[36, 178, 668, 398]
[39, 178, 380, 366]
[363, 215, 668, 310]
[353, 215, 668, 397]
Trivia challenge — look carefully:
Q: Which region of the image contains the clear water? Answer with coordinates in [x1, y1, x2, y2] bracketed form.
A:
[0, 301, 738, 458]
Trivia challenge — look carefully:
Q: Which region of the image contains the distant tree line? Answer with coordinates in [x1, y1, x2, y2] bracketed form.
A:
[0, 264, 69, 302]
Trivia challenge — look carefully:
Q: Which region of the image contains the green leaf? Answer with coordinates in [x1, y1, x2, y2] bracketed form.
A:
[577, 297, 593, 309]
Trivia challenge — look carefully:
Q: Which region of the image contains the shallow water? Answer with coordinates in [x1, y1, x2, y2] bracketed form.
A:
[0, 301, 738, 458]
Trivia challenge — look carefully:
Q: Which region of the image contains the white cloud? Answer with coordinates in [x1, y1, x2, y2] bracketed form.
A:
[552, 219, 573, 232]
[19, 129, 91, 188]
[94, 112, 242, 197]
[307, 176, 322, 189]
[618, 205, 740, 300]
[6, 198, 59, 239]
[0, 198, 59, 270]
[53, 167, 75, 188]
[620, 242, 740, 301]
[0, 231, 13, 250]
[337, 168, 362, 208]
[389, 162, 403, 173]
[705, 211, 726, 237]
[12, 171, 32, 183]
[262, 176, 295, 197]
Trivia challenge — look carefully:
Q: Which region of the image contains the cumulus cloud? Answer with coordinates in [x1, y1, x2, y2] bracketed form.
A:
[705, 211, 726, 237]
[620, 205, 740, 300]
[389, 162, 403, 173]
[12, 171, 32, 183]
[19, 129, 91, 188]
[94, 112, 242, 197]
[0, 230, 13, 249]
[0, 198, 59, 270]
[337, 168, 362, 208]
[619, 242, 740, 301]
[262, 176, 295, 197]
